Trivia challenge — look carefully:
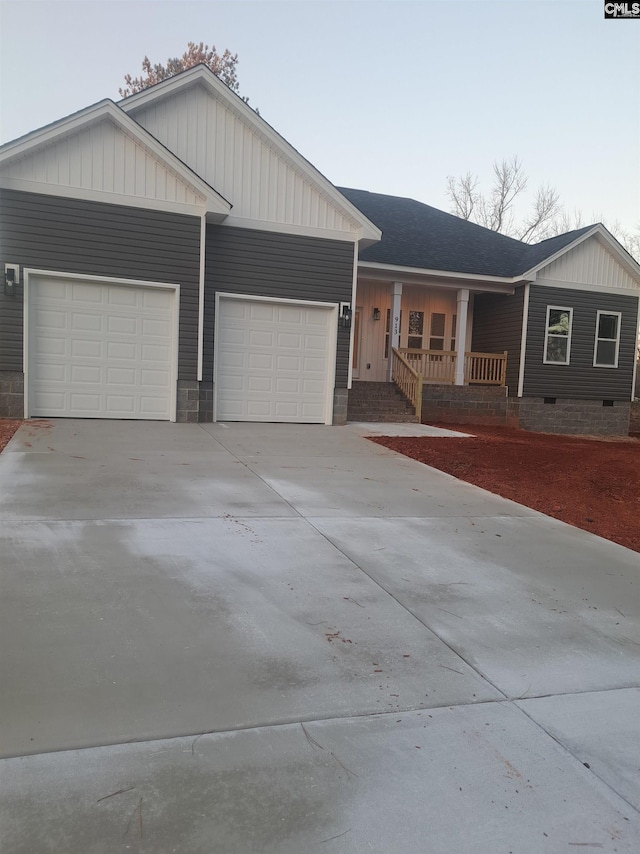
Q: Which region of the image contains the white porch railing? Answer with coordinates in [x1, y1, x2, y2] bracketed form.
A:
[391, 349, 423, 421]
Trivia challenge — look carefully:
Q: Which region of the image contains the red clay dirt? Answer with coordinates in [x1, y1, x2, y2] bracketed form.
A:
[370, 424, 640, 553]
[0, 419, 22, 454]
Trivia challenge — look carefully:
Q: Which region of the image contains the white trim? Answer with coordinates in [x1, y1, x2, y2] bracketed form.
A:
[348, 242, 359, 389]
[532, 276, 640, 297]
[23, 268, 180, 421]
[197, 215, 206, 382]
[0, 177, 207, 218]
[213, 292, 338, 425]
[543, 305, 573, 366]
[0, 100, 231, 218]
[593, 310, 622, 369]
[358, 260, 518, 290]
[220, 215, 361, 243]
[517, 282, 530, 398]
[632, 299, 640, 401]
[120, 66, 380, 242]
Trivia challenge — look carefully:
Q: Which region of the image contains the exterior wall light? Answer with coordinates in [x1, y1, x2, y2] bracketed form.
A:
[339, 302, 352, 329]
[4, 264, 19, 297]
[372, 307, 381, 321]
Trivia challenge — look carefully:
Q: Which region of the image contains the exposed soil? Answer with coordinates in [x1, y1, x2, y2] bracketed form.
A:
[370, 424, 640, 553]
[0, 419, 22, 454]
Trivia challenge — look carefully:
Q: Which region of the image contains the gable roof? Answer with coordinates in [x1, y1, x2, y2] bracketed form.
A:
[120, 65, 381, 242]
[338, 187, 599, 279]
[0, 99, 231, 218]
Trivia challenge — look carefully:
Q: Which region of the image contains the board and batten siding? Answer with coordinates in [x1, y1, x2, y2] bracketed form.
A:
[471, 288, 525, 395]
[0, 189, 201, 378]
[1, 120, 206, 208]
[537, 239, 638, 291]
[129, 85, 361, 234]
[523, 284, 639, 400]
[205, 226, 354, 387]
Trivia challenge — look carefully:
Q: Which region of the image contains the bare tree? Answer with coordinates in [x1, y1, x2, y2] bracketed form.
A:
[120, 42, 242, 98]
[447, 156, 561, 243]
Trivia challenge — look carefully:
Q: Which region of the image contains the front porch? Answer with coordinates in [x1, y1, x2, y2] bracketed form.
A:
[392, 347, 506, 421]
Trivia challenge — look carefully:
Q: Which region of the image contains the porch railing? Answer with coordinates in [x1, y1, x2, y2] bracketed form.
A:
[397, 349, 506, 387]
[464, 351, 507, 385]
[391, 348, 422, 421]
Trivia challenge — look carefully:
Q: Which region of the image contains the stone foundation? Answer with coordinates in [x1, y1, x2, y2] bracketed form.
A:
[421, 384, 508, 427]
[176, 380, 200, 423]
[333, 388, 348, 425]
[630, 400, 640, 435]
[0, 371, 24, 418]
[508, 398, 631, 437]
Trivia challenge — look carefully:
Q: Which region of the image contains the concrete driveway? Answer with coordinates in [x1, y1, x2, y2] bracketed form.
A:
[0, 419, 638, 853]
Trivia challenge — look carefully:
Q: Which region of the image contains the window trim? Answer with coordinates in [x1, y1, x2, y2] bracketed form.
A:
[543, 305, 573, 365]
[593, 310, 622, 368]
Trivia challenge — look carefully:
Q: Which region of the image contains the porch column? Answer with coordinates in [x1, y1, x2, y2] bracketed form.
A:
[387, 282, 403, 381]
[455, 288, 470, 386]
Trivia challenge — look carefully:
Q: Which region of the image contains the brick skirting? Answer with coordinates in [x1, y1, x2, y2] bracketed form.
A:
[420, 384, 631, 436]
[0, 371, 24, 418]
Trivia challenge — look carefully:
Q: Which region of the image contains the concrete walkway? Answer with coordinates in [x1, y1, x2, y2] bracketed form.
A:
[0, 419, 638, 853]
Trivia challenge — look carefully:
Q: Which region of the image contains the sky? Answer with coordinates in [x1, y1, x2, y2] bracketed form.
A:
[0, 0, 639, 236]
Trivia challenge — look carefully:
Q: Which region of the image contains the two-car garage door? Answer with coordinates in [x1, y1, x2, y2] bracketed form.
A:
[216, 297, 336, 424]
[26, 277, 336, 424]
[27, 274, 176, 420]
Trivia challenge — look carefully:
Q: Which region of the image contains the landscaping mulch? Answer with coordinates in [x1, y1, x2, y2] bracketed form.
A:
[370, 424, 640, 553]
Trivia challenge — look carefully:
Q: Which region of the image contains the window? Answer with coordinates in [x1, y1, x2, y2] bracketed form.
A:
[408, 311, 424, 349]
[429, 313, 446, 351]
[450, 314, 457, 352]
[544, 306, 572, 364]
[594, 311, 621, 367]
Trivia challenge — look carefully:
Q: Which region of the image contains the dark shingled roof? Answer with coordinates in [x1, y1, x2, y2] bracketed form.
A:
[338, 187, 595, 279]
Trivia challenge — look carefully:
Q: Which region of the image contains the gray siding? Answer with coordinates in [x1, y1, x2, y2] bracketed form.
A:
[471, 287, 524, 395]
[205, 226, 354, 387]
[523, 285, 638, 400]
[0, 189, 201, 378]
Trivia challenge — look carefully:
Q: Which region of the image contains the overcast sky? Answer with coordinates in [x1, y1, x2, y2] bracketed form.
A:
[1, 0, 638, 235]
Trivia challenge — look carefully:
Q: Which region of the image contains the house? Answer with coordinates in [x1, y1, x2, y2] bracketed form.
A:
[339, 189, 640, 435]
[1, 65, 639, 435]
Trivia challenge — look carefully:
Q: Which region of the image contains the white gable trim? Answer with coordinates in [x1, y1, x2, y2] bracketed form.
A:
[0, 100, 231, 218]
[120, 66, 381, 242]
[219, 215, 361, 243]
[522, 225, 640, 284]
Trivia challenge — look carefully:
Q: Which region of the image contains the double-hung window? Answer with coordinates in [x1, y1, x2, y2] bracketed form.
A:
[544, 306, 573, 364]
[593, 311, 621, 367]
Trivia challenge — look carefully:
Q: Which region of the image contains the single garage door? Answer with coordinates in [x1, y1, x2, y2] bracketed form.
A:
[28, 274, 176, 420]
[216, 297, 335, 423]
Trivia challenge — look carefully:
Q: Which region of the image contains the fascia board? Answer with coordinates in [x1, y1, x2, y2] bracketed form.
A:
[0, 99, 231, 218]
[120, 66, 381, 242]
[520, 225, 640, 284]
[357, 260, 520, 291]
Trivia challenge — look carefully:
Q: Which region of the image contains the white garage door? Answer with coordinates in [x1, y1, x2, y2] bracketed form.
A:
[28, 274, 176, 420]
[216, 297, 335, 423]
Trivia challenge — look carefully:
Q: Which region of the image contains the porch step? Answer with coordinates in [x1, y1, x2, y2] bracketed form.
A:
[347, 382, 419, 423]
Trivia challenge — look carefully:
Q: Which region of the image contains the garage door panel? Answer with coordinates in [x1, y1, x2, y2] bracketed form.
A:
[72, 283, 103, 303]
[107, 367, 137, 385]
[217, 297, 334, 424]
[29, 275, 174, 420]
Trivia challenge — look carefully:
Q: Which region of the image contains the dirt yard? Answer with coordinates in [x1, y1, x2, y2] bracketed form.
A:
[370, 425, 640, 553]
[0, 419, 21, 453]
